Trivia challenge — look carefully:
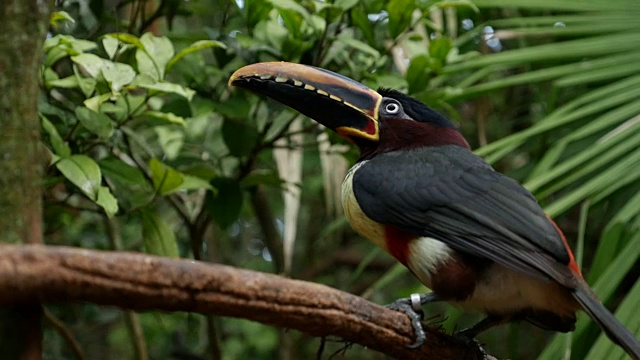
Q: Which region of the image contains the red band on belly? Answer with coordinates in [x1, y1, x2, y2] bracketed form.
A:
[384, 225, 413, 265]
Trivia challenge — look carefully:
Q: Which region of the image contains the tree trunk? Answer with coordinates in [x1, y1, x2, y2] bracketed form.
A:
[0, 0, 52, 358]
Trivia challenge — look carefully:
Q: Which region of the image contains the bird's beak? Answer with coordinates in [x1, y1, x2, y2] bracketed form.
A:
[229, 62, 382, 142]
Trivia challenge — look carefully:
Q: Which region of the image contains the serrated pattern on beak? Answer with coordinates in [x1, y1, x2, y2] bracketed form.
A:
[229, 62, 382, 142]
[230, 72, 375, 120]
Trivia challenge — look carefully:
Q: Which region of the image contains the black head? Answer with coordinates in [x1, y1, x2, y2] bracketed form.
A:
[377, 88, 456, 128]
[229, 62, 469, 158]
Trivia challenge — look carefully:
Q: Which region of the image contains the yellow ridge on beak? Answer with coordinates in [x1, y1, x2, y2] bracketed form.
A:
[229, 62, 382, 142]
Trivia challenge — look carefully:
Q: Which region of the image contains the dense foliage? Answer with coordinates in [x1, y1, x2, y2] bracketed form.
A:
[40, 0, 639, 359]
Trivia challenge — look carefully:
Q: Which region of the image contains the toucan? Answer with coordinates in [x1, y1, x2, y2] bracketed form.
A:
[229, 62, 640, 359]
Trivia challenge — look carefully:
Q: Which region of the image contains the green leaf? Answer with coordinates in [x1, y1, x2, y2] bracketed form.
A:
[308, 14, 327, 33]
[155, 126, 184, 160]
[99, 157, 154, 210]
[99, 157, 147, 186]
[269, 0, 310, 18]
[205, 177, 243, 230]
[336, 36, 380, 58]
[180, 174, 215, 192]
[43, 67, 59, 84]
[108, 33, 145, 49]
[50, 11, 75, 27]
[138, 82, 195, 101]
[101, 60, 136, 92]
[140, 209, 179, 258]
[278, 9, 303, 38]
[47, 75, 79, 89]
[166, 40, 226, 72]
[445, 33, 640, 73]
[56, 155, 102, 200]
[75, 106, 114, 139]
[181, 165, 217, 182]
[143, 111, 187, 126]
[84, 93, 112, 112]
[101, 97, 129, 123]
[40, 114, 71, 157]
[406, 55, 432, 94]
[149, 158, 184, 195]
[222, 119, 260, 158]
[214, 95, 251, 119]
[335, 0, 358, 10]
[351, 7, 375, 45]
[127, 94, 148, 117]
[429, 37, 454, 65]
[241, 170, 284, 188]
[45, 46, 69, 68]
[44, 35, 97, 66]
[428, 0, 479, 13]
[71, 53, 104, 78]
[136, 33, 175, 81]
[73, 65, 96, 97]
[97, 186, 118, 217]
[102, 36, 119, 59]
[387, 0, 415, 39]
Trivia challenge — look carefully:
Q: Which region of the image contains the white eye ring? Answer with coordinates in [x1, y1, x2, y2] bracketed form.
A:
[385, 102, 400, 114]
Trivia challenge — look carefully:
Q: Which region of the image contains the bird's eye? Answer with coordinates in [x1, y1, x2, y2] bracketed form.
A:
[385, 102, 400, 114]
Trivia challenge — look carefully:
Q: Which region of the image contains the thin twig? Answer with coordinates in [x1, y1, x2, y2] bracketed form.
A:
[121, 133, 192, 226]
[105, 217, 148, 360]
[43, 307, 86, 360]
[138, 0, 167, 34]
[250, 186, 285, 273]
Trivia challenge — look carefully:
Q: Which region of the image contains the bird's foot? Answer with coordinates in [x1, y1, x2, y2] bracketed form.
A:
[454, 330, 491, 360]
[385, 293, 440, 349]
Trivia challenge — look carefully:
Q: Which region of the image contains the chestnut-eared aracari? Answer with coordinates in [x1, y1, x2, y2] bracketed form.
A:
[229, 62, 640, 359]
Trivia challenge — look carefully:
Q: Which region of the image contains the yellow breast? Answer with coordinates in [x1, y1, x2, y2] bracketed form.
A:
[341, 162, 388, 251]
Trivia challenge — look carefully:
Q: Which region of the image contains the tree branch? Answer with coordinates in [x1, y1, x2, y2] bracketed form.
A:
[0, 245, 483, 359]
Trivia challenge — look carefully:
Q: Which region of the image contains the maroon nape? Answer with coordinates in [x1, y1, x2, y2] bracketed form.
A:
[357, 119, 470, 161]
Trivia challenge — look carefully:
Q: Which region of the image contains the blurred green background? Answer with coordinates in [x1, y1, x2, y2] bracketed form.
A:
[40, 0, 639, 359]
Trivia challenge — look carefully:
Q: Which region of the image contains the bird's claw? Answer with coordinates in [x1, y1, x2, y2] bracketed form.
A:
[454, 330, 490, 360]
[385, 295, 426, 349]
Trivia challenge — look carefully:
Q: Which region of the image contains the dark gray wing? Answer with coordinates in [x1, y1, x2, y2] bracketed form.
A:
[352, 145, 576, 286]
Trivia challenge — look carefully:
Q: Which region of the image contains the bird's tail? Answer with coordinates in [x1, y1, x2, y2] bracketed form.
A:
[573, 284, 640, 360]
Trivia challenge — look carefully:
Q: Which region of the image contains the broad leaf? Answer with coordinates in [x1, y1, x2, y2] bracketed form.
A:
[149, 158, 184, 195]
[139, 82, 195, 101]
[140, 209, 179, 258]
[101, 60, 136, 91]
[40, 114, 71, 157]
[144, 111, 187, 126]
[56, 155, 102, 200]
[75, 106, 114, 139]
[99, 157, 154, 210]
[166, 40, 226, 72]
[387, 0, 415, 39]
[97, 186, 118, 217]
[71, 53, 104, 79]
[206, 177, 243, 230]
[222, 119, 260, 158]
[137, 33, 174, 81]
[155, 126, 184, 160]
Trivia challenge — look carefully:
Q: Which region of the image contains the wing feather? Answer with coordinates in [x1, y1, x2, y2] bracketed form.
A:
[352, 146, 576, 287]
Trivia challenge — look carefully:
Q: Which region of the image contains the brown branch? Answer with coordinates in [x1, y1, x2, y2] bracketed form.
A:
[0, 245, 483, 360]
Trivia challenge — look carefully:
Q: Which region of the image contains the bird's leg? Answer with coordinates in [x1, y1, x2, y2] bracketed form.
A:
[454, 315, 506, 358]
[457, 315, 505, 339]
[385, 293, 441, 349]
